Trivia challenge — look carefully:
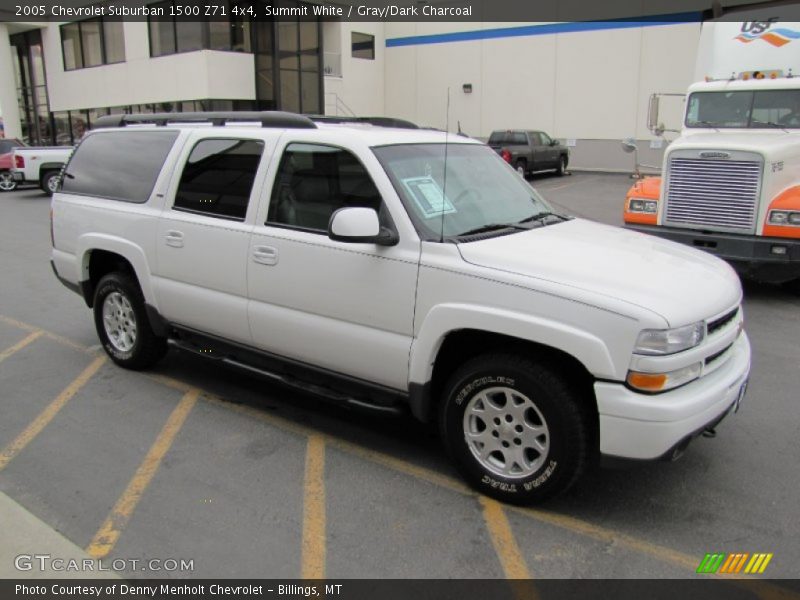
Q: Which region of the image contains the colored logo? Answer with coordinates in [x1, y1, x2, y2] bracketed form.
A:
[735, 28, 800, 47]
[697, 552, 773, 574]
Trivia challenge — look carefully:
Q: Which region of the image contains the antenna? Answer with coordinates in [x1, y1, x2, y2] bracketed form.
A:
[440, 88, 451, 243]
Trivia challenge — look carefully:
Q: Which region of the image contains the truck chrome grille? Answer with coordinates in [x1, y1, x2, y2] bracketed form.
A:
[664, 158, 761, 232]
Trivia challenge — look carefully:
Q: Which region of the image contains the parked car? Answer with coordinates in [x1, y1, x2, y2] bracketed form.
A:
[0, 138, 27, 192]
[489, 130, 569, 177]
[11, 145, 73, 196]
[51, 111, 749, 504]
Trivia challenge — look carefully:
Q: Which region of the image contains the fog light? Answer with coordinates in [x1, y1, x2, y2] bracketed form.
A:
[771, 245, 788, 255]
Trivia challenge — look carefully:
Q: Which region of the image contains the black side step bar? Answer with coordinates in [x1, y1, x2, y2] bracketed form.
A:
[168, 338, 405, 417]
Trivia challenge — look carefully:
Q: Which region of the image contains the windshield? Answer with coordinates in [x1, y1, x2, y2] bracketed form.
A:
[686, 89, 800, 128]
[373, 143, 555, 241]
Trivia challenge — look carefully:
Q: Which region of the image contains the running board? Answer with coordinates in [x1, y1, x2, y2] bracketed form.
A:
[167, 337, 406, 417]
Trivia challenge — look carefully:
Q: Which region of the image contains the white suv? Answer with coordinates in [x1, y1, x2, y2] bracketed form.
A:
[50, 112, 751, 503]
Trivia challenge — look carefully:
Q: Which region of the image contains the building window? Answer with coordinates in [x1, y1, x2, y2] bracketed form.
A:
[60, 19, 126, 71]
[148, 1, 252, 57]
[351, 32, 374, 60]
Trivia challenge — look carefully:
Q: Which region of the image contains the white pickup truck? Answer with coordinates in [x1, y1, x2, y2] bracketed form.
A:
[50, 112, 751, 503]
[12, 145, 73, 195]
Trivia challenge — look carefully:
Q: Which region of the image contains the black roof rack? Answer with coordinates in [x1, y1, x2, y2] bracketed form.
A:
[309, 115, 419, 129]
[91, 111, 317, 130]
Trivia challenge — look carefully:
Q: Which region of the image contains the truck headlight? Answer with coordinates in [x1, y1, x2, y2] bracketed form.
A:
[634, 322, 705, 355]
[627, 362, 703, 392]
[768, 210, 800, 226]
[628, 198, 658, 213]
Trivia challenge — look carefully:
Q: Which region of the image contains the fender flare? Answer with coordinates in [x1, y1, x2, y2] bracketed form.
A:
[76, 233, 158, 309]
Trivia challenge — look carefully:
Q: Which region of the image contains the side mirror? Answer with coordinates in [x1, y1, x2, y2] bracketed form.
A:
[328, 207, 398, 246]
[550, 139, 559, 146]
[621, 138, 638, 154]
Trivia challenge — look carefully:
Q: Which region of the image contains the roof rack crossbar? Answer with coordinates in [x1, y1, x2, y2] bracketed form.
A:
[91, 111, 317, 130]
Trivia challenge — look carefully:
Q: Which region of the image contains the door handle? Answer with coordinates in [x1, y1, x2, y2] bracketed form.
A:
[253, 245, 278, 266]
[165, 230, 184, 248]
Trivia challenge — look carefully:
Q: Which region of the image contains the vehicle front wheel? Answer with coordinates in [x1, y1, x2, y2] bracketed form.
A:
[0, 171, 17, 192]
[556, 156, 568, 176]
[93, 272, 167, 370]
[41, 170, 60, 196]
[439, 354, 590, 504]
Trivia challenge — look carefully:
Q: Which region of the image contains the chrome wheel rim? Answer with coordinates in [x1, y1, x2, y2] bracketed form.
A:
[516, 165, 525, 176]
[46, 174, 60, 193]
[463, 386, 550, 479]
[0, 172, 16, 191]
[102, 292, 137, 352]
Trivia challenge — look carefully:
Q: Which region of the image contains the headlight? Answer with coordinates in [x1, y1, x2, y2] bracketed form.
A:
[634, 322, 705, 355]
[628, 198, 658, 214]
[627, 362, 703, 392]
[769, 210, 800, 226]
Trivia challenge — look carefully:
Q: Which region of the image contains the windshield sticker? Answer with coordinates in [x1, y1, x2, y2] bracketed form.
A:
[402, 176, 456, 219]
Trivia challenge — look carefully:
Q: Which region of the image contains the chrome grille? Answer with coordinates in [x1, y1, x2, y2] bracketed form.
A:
[664, 158, 761, 232]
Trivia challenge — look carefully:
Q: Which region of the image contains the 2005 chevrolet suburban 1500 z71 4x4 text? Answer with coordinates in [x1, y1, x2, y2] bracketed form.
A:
[50, 112, 751, 504]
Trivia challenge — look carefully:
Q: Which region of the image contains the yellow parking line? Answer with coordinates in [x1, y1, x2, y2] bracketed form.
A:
[480, 496, 532, 579]
[0, 331, 43, 364]
[86, 388, 199, 559]
[301, 435, 326, 579]
[0, 356, 106, 472]
[0, 314, 92, 354]
[1, 314, 796, 594]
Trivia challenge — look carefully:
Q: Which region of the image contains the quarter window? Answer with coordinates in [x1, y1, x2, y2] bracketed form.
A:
[267, 143, 382, 232]
[173, 139, 264, 221]
[61, 130, 178, 203]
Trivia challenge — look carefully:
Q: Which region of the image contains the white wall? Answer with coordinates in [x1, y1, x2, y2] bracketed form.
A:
[323, 21, 384, 116]
[381, 22, 701, 142]
[42, 22, 256, 112]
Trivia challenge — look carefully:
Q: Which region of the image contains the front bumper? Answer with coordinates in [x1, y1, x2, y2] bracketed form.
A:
[625, 224, 800, 283]
[596, 332, 751, 461]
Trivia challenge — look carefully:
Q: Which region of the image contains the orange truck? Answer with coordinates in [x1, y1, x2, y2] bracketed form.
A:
[623, 16, 800, 290]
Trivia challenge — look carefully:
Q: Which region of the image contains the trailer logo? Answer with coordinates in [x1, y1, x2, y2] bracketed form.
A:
[696, 552, 773, 574]
[736, 21, 800, 47]
[699, 151, 730, 159]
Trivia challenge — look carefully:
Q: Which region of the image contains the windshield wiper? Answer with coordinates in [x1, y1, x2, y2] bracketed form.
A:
[456, 222, 528, 237]
[751, 120, 790, 132]
[517, 211, 569, 225]
[693, 120, 720, 131]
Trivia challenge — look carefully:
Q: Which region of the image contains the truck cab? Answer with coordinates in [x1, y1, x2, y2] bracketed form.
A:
[623, 19, 800, 287]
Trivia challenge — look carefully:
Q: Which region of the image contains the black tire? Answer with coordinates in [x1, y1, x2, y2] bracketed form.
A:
[515, 159, 528, 179]
[93, 272, 167, 370]
[0, 171, 17, 192]
[439, 354, 590, 504]
[41, 170, 60, 196]
[782, 278, 800, 295]
[556, 156, 567, 176]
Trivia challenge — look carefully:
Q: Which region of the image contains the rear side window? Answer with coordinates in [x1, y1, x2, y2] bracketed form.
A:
[61, 130, 178, 202]
[173, 138, 264, 221]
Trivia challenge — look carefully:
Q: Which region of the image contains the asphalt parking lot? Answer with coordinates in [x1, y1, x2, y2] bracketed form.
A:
[0, 173, 798, 581]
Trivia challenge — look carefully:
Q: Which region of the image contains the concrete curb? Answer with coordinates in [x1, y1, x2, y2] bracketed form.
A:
[0, 492, 119, 579]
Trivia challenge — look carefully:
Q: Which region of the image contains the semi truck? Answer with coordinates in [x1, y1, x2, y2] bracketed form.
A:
[623, 16, 800, 290]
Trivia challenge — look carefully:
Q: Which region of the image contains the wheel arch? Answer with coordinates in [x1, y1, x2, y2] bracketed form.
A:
[77, 237, 156, 310]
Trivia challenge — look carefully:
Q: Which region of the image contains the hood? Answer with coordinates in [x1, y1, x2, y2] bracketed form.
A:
[457, 219, 741, 326]
[673, 130, 800, 157]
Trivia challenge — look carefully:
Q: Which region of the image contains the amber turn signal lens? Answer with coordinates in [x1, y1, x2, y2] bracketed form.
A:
[627, 372, 667, 391]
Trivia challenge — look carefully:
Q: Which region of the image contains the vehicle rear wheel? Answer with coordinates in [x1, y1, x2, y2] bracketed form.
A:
[41, 170, 60, 196]
[439, 354, 590, 504]
[93, 272, 167, 370]
[0, 171, 17, 192]
[515, 159, 528, 179]
[783, 278, 800, 295]
[556, 156, 568, 176]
